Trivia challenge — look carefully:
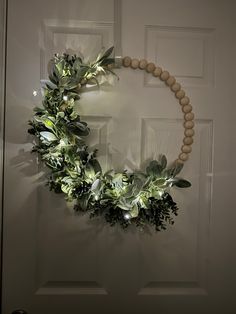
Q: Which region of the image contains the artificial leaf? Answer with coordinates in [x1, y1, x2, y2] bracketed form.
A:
[91, 178, 101, 192]
[152, 178, 167, 187]
[97, 46, 114, 63]
[73, 57, 82, 70]
[129, 203, 139, 218]
[55, 59, 65, 77]
[77, 196, 89, 211]
[40, 79, 57, 90]
[40, 131, 57, 142]
[84, 163, 95, 180]
[89, 159, 102, 174]
[160, 154, 167, 169]
[171, 162, 184, 177]
[172, 178, 191, 188]
[146, 160, 162, 177]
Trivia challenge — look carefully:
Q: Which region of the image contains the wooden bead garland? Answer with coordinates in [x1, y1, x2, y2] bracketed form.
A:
[122, 56, 195, 163]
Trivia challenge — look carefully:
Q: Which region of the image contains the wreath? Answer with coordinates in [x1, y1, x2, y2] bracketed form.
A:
[28, 47, 194, 231]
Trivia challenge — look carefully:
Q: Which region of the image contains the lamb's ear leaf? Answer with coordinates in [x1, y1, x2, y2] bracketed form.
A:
[40, 131, 57, 142]
[129, 203, 139, 218]
[172, 162, 184, 177]
[166, 162, 184, 178]
[98, 46, 114, 62]
[100, 57, 115, 66]
[89, 159, 102, 174]
[96, 47, 114, 65]
[55, 59, 65, 77]
[77, 196, 89, 211]
[172, 178, 191, 188]
[146, 160, 162, 177]
[91, 179, 102, 193]
[160, 154, 167, 169]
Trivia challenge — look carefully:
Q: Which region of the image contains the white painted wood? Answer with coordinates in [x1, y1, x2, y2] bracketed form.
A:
[2, 0, 236, 313]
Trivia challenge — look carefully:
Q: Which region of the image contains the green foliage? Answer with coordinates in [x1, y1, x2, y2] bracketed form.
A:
[28, 47, 191, 231]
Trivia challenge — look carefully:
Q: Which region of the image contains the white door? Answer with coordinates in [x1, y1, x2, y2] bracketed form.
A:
[2, 0, 236, 313]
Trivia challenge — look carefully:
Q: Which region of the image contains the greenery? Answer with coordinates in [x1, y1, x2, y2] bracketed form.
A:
[28, 47, 191, 231]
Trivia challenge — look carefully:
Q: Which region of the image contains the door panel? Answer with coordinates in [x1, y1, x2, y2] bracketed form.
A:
[2, 0, 236, 313]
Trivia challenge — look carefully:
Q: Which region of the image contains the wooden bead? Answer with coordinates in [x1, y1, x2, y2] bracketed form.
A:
[160, 71, 170, 81]
[153, 66, 162, 77]
[171, 83, 181, 92]
[166, 76, 176, 86]
[184, 129, 195, 137]
[180, 96, 190, 106]
[175, 158, 184, 164]
[181, 145, 192, 153]
[123, 56, 131, 67]
[183, 137, 194, 145]
[139, 59, 147, 69]
[184, 112, 194, 121]
[175, 90, 185, 99]
[146, 62, 156, 73]
[179, 153, 189, 161]
[131, 58, 139, 69]
[184, 121, 194, 129]
[182, 104, 192, 113]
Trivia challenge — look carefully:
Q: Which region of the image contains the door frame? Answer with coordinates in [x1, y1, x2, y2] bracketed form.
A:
[0, 0, 7, 309]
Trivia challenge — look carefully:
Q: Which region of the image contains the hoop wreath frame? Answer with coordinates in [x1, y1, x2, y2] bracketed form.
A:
[28, 47, 193, 231]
